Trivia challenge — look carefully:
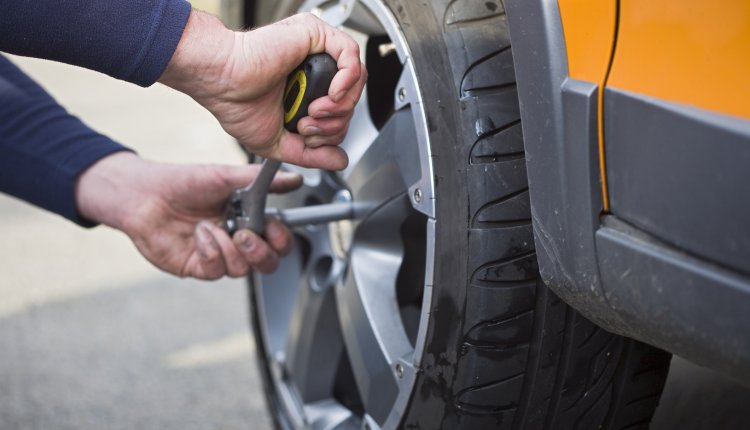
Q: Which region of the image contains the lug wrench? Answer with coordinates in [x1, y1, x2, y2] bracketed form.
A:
[224, 53, 356, 235]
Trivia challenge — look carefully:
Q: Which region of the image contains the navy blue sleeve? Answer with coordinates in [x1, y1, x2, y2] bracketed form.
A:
[0, 55, 131, 226]
[0, 0, 192, 87]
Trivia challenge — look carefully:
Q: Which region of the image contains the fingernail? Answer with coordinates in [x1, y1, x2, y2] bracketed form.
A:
[315, 110, 332, 118]
[196, 223, 210, 243]
[236, 230, 256, 251]
[304, 126, 321, 135]
[333, 90, 346, 102]
[278, 171, 302, 181]
[266, 221, 283, 239]
[195, 224, 214, 258]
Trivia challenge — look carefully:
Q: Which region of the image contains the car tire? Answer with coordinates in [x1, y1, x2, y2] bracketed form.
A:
[249, 1, 672, 429]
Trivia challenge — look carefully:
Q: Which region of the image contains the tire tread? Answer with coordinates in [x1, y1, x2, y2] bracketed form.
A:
[430, 1, 671, 429]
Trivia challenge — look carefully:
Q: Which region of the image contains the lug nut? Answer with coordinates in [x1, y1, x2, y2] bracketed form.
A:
[379, 42, 397, 57]
[413, 188, 423, 203]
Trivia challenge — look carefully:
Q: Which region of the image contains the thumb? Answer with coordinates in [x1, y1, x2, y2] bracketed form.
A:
[274, 131, 349, 171]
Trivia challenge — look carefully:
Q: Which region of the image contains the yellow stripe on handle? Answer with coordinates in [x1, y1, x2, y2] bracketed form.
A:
[284, 70, 307, 125]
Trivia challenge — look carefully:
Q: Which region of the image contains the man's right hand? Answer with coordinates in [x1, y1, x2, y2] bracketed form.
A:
[159, 11, 367, 171]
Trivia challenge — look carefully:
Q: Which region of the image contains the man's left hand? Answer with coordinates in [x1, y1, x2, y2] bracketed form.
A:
[75, 152, 302, 279]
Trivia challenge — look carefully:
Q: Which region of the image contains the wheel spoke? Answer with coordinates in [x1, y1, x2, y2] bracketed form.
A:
[284, 230, 346, 402]
[309, 0, 384, 36]
[339, 88, 379, 180]
[336, 194, 414, 424]
[305, 399, 360, 430]
[257, 1, 436, 427]
[256, 236, 308, 357]
[343, 109, 421, 206]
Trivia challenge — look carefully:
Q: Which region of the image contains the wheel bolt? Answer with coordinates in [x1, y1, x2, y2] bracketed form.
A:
[398, 87, 406, 102]
[395, 363, 404, 378]
[413, 188, 423, 203]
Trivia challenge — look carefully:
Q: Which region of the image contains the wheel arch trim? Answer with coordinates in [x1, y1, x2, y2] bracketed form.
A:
[504, 0, 619, 328]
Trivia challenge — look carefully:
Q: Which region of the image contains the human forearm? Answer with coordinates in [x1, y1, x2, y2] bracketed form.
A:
[158, 10, 236, 99]
[0, 0, 191, 86]
[0, 56, 132, 226]
[74, 152, 147, 231]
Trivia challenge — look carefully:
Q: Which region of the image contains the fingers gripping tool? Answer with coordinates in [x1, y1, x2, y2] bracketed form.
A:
[224, 54, 346, 235]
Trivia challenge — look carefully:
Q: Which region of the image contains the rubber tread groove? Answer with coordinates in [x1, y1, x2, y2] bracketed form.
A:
[470, 250, 537, 282]
[624, 392, 663, 407]
[512, 281, 545, 429]
[464, 309, 534, 341]
[586, 336, 620, 391]
[471, 118, 522, 140]
[470, 278, 537, 289]
[455, 371, 526, 399]
[471, 218, 532, 229]
[573, 385, 613, 430]
[445, 13, 507, 28]
[470, 187, 530, 222]
[461, 341, 530, 352]
[455, 402, 517, 415]
[471, 150, 526, 165]
[576, 324, 602, 349]
[562, 335, 619, 413]
[544, 307, 577, 428]
[462, 82, 518, 98]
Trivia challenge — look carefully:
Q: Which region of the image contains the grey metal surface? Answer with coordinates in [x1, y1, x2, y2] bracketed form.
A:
[226, 159, 281, 235]
[597, 216, 750, 385]
[605, 87, 750, 275]
[336, 195, 412, 423]
[266, 201, 372, 227]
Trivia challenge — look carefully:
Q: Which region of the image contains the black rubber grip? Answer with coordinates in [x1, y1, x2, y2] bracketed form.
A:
[283, 53, 338, 133]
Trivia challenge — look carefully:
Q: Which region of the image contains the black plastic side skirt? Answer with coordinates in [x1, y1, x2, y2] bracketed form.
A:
[505, 0, 623, 330]
[605, 88, 750, 275]
[597, 216, 750, 383]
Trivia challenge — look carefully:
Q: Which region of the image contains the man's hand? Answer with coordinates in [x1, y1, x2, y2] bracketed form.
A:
[159, 11, 367, 171]
[75, 152, 303, 279]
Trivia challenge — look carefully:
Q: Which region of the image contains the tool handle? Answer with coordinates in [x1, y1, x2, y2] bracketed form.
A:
[283, 53, 338, 133]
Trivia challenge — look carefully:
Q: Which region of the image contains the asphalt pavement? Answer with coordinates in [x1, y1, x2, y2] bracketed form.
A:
[2, 54, 750, 430]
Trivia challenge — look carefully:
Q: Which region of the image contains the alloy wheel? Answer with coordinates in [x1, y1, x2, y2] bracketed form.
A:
[252, 1, 436, 429]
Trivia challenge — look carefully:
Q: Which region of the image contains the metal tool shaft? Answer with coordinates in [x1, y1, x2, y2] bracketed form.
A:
[224, 159, 281, 235]
[266, 202, 363, 227]
[238, 159, 281, 233]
